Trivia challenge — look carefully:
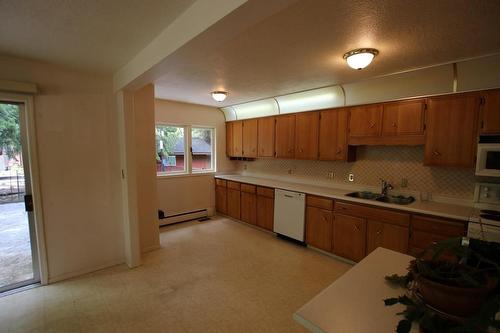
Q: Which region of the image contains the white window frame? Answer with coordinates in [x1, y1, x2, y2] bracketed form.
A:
[191, 126, 216, 174]
[155, 123, 216, 177]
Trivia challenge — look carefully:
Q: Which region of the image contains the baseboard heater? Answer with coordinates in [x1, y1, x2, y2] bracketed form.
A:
[159, 209, 208, 226]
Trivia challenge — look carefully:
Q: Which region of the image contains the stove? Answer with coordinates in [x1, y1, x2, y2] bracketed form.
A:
[468, 183, 500, 242]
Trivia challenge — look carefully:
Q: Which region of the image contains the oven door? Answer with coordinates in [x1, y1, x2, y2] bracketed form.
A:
[468, 222, 500, 243]
[476, 144, 500, 177]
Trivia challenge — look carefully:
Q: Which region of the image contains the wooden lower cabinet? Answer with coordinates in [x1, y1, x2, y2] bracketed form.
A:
[409, 215, 466, 255]
[241, 192, 257, 225]
[333, 214, 367, 262]
[306, 206, 333, 252]
[366, 220, 409, 255]
[215, 185, 227, 215]
[257, 195, 274, 231]
[227, 188, 241, 220]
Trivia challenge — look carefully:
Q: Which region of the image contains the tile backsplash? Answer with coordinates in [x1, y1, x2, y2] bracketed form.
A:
[237, 146, 477, 200]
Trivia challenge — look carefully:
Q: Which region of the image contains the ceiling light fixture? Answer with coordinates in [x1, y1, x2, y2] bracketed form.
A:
[343, 48, 379, 70]
[211, 91, 227, 102]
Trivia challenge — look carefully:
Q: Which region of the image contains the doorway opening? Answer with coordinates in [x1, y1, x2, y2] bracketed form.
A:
[0, 101, 41, 293]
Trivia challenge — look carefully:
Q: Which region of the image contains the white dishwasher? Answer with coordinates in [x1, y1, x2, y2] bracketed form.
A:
[274, 189, 306, 241]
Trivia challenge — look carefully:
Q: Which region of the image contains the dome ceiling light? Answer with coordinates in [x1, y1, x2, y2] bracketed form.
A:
[343, 48, 379, 70]
[211, 91, 227, 102]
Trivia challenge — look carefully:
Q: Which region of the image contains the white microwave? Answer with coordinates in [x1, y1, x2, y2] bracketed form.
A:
[476, 141, 500, 177]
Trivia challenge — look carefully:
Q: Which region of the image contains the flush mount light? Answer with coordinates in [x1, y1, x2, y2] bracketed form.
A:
[211, 91, 227, 102]
[343, 48, 379, 70]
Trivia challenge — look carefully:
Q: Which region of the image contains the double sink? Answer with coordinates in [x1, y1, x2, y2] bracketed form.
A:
[345, 191, 415, 205]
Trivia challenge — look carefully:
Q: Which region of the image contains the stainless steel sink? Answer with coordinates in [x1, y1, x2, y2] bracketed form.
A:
[345, 191, 415, 205]
[375, 195, 415, 205]
[345, 191, 381, 200]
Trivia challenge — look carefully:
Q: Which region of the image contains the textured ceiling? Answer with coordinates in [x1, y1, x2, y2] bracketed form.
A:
[0, 0, 196, 73]
[155, 0, 500, 107]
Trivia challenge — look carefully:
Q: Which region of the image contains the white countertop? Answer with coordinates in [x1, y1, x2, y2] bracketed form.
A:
[294, 247, 418, 333]
[215, 174, 473, 222]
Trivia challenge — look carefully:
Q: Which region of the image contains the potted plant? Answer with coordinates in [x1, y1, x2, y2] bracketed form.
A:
[384, 237, 500, 333]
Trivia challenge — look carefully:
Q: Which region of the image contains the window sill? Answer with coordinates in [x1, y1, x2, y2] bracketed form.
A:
[157, 171, 216, 180]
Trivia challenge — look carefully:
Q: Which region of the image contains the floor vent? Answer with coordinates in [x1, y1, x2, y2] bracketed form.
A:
[159, 209, 208, 226]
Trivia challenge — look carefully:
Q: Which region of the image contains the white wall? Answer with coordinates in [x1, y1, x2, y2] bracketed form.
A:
[0, 55, 124, 282]
[155, 99, 235, 219]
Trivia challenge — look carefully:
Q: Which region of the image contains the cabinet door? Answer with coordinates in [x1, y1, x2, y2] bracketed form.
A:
[275, 114, 296, 158]
[257, 195, 274, 231]
[242, 119, 258, 157]
[226, 122, 234, 157]
[480, 90, 500, 134]
[258, 117, 275, 157]
[366, 220, 409, 255]
[318, 108, 349, 161]
[333, 214, 366, 262]
[215, 186, 227, 215]
[232, 121, 243, 157]
[295, 112, 319, 160]
[382, 100, 425, 136]
[306, 206, 333, 252]
[424, 95, 479, 167]
[349, 104, 382, 137]
[241, 192, 257, 225]
[227, 188, 241, 220]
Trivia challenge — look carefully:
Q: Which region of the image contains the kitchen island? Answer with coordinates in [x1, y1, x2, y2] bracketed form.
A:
[294, 247, 418, 333]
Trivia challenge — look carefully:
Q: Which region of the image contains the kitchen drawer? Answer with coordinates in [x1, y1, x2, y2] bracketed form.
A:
[410, 229, 452, 250]
[334, 201, 410, 227]
[215, 179, 227, 187]
[306, 195, 334, 210]
[411, 215, 466, 237]
[227, 181, 241, 190]
[241, 183, 256, 194]
[257, 186, 274, 198]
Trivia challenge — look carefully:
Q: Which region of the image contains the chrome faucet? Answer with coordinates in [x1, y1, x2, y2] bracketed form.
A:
[380, 179, 393, 196]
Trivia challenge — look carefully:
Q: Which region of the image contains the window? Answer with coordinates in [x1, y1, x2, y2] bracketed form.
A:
[156, 124, 215, 176]
[191, 127, 214, 172]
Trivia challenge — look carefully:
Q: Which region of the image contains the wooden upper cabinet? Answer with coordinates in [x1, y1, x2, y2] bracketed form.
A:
[349, 104, 382, 137]
[242, 119, 258, 157]
[295, 112, 319, 159]
[275, 114, 296, 159]
[382, 100, 425, 136]
[226, 122, 234, 157]
[232, 121, 243, 157]
[480, 89, 500, 134]
[257, 117, 275, 157]
[424, 94, 480, 167]
[319, 108, 349, 161]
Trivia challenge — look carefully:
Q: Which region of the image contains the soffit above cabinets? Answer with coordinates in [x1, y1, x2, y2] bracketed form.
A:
[220, 54, 500, 121]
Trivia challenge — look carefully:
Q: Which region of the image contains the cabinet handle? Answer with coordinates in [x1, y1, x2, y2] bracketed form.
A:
[392, 122, 397, 128]
[355, 224, 360, 231]
[299, 148, 303, 153]
[369, 122, 375, 128]
[433, 150, 441, 156]
[376, 230, 382, 236]
[336, 148, 342, 154]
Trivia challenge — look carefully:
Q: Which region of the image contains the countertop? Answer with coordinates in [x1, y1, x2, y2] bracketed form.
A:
[215, 174, 473, 222]
[293, 247, 417, 333]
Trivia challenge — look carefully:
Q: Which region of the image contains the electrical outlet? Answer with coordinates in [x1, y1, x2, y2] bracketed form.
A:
[287, 168, 293, 175]
[327, 171, 334, 180]
[401, 178, 408, 188]
[243, 164, 248, 170]
[348, 173, 355, 182]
